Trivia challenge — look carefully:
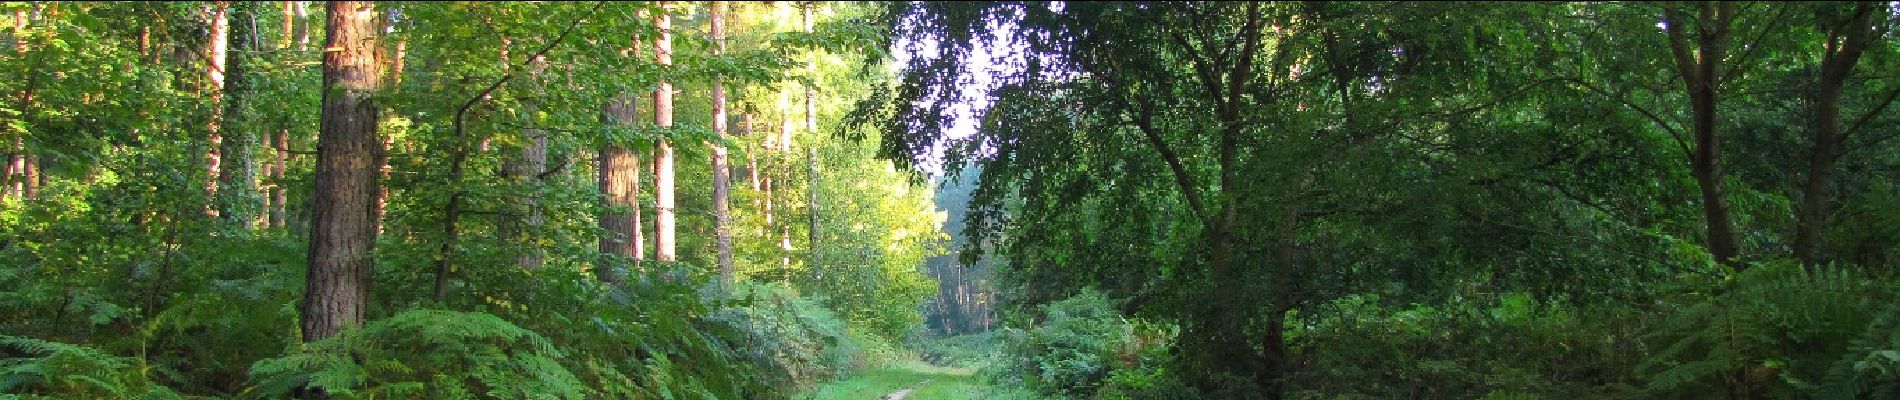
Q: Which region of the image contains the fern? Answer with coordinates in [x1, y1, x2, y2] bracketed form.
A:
[245, 310, 582, 400]
[0, 335, 184, 399]
[1640, 261, 1898, 398]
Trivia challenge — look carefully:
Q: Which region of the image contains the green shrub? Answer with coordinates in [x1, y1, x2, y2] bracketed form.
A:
[1287, 293, 1642, 399]
[988, 288, 1179, 399]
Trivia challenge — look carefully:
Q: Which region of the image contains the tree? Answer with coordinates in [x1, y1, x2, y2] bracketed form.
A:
[218, 1, 264, 228]
[204, 2, 228, 218]
[304, 0, 383, 342]
[1794, 1, 1891, 266]
[1662, 1, 1744, 270]
[599, 17, 644, 284]
[710, 0, 733, 282]
[653, 1, 676, 263]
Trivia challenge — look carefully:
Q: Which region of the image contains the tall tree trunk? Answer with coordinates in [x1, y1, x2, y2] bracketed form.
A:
[803, 2, 821, 284]
[653, 2, 677, 263]
[6, 8, 27, 202]
[709, 1, 734, 283]
[266, 1, 297, 229]
[777, 86, 794, 272]
[205, 2, 229, 217]
[503, 56, 549, 270]
[303, 0, 382, 343]
[1795, 2, 1882, 266]
[1664, 2, 1742, 270]
[375, 14, 405, 235]
[599, 94, 642, 284]
[220, 1, 262, 228]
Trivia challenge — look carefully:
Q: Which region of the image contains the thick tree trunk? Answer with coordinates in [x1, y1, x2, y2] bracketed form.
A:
[303, 0, 382, 343]
[205, 2, 228, 217]
[599, 95, 642, 284]
[710, 1, 734, 283]
[653, 3, 677, 263]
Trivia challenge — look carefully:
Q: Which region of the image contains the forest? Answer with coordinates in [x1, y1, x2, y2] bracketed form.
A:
[0, 1, 1897, 400]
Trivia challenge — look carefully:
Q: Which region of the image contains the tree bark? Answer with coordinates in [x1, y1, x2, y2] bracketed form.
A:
[1664, 2, 1742, 270]
[6, 8, 27, 201]
[1795, 2, 1882, 266]
[205, 2, 229, 217]
[710, 1, 734, 283]
[599, 95, 642, 284]
[303, 0, 382, 343]
[653, 2, 677, 263]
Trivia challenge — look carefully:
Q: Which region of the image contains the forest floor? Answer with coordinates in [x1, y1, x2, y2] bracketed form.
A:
[800, 363, 998, 400]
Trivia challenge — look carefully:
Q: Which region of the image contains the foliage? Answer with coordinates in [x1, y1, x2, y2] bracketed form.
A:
[247, 310, 583, 400]
[1641, 261, 1900, 399]
[985, 289, 1180, 399]
[0, 336, 184, 400]
[0, 1, 939, 399]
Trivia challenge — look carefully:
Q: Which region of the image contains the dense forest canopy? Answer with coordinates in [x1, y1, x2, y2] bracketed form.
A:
[1, 1, 1898, 400]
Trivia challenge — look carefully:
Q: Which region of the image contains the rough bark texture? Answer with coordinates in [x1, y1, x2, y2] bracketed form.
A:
[599, 96, 642, 284]
[303, 0, 382, 343]
[710, 1, 734, 282]
[653, 3, 677, 263]
[1664, 3, 1742, 270]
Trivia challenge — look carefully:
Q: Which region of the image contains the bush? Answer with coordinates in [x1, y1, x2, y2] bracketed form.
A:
[987, 288, 1182, 399]
[1287, 293, 1643, 399]
[709, 283, 859, 387]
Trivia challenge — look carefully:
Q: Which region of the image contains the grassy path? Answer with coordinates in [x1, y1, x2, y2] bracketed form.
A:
[800, 364, 994, 400]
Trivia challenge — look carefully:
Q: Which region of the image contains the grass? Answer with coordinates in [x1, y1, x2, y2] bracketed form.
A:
[801, 363, 1035, 400]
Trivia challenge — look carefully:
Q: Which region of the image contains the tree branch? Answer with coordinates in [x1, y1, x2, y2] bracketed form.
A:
[1562, 77, 1693, 162]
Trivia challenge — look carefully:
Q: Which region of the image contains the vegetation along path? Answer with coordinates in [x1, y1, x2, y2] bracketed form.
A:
[802, 365, 990, 400]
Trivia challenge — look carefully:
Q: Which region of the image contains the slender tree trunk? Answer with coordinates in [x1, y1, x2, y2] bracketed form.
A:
[653, 2, 677, 263]
[746, 113, 760, 191]
[6, 8, 27, 201]
[266, 1, 296, 229]
[205, 2, 228, 217]
[375, 15, 404, 235]
[777, 86, 794, 272]
[220, 1, 262, 228]
[1665, 3, 1742, 270]
[1795, 3, 1881, 266]
[802, 2, 821, 283]
[303, 0, 382, 343]
[710, 1, 734, 283]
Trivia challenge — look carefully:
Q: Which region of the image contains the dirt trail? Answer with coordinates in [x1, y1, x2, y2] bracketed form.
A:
[880, 379, 930, 400]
